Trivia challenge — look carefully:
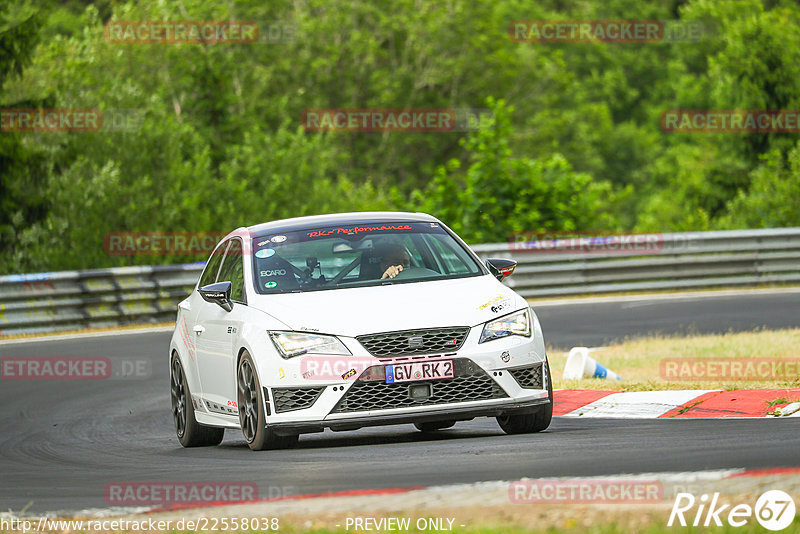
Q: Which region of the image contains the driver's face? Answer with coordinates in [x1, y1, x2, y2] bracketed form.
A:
[381, 251, 410, 269]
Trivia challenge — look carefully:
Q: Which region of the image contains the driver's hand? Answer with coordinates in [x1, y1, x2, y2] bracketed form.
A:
[381, 265, 404, 279]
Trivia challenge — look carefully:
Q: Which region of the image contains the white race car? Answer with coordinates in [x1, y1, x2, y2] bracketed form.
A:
[169, 212, 552, 450]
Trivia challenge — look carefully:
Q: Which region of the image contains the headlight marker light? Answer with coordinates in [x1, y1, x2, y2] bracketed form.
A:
[479, 309, 531, 344]
[268, 331, 351, 359]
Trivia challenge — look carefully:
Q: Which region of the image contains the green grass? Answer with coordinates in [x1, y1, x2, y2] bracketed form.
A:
[549, 328, 800, 391]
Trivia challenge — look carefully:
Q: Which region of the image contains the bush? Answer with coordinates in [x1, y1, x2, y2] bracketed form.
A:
[415, 98, 618, 243]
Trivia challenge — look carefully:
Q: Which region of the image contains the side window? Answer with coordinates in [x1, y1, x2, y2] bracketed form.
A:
[399, 236, 424, 267]
[198, 240, 228, 287]
[426, 234, 472, 275]
[217, 238, 246, 303]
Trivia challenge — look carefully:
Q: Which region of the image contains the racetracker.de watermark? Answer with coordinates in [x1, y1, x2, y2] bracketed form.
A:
[104, 20, 296, 44]
[508, 231, 702, 254]
[104, 232, 230, 255]
[509, 20, 708, 43]
[660, 358, 800, 381]
[1, 517, 280, 533]
[299, 356, 378, 381]
[301, 108, 494, 132]
[0, 109, 143, 132]
[105, 20, 256, 44]
[661, 110, 800, 133]
[104, 481, 273, 506]
[509, 479, 663, 503]
[0, 357, 151, 380]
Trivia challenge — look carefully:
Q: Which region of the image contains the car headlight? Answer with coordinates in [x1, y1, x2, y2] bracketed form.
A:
[479, 309, 531, 343]
[268, 331, 351, 359]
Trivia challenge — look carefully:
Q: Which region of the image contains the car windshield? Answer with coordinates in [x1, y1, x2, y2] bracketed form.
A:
[251, 222, 483, 294]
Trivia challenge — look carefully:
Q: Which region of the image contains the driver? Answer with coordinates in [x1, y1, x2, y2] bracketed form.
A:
[378, 242, 411, 279]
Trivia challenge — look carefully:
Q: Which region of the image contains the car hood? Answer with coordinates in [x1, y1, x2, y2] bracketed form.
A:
[247, 275, 527, 337]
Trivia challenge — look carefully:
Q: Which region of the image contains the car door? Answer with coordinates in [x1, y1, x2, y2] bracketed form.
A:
[180, 240, 227, 391]
[194, 238, 248, 409]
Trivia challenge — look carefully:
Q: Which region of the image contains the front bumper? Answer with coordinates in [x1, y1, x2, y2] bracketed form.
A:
[266, 358, 550, 435]
[259, 319, 551, 432]
[268, 395, 551, 435]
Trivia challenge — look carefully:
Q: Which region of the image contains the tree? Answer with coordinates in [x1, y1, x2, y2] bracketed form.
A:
[0, 1, 46, 267]
[416, 98, 618, 243]
[718, 141, 800, 229]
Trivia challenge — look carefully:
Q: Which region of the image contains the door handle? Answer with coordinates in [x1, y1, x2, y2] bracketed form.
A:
[193, 325, 206, 335]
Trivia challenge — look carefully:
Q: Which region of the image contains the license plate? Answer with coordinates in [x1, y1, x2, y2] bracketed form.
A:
[385, 360, 454, 383]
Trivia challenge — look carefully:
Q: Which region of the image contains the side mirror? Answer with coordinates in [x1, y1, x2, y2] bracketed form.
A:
[199, 281, 233, 312]
[486, 258, 517, 281]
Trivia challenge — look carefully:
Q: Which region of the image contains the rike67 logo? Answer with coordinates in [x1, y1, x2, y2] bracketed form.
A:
[669, 491, 796, 531]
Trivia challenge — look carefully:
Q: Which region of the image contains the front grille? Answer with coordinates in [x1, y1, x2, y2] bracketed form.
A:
[331, 358, 507, 413]
[272, 387, 325, 413]
[509, 363, 544, 389]
[357, 327, 470, 357]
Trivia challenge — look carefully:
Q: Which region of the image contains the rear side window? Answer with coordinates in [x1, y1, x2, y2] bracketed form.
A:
[198, 240, 227, 288]
[217, 238, 246, 303]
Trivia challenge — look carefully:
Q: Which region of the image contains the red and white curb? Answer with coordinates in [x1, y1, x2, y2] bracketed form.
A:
[554, 389, 800, 418]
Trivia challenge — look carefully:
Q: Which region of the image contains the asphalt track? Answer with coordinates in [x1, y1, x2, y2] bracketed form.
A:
[1, 290, 799, 514]
[535, 288, 800, 349]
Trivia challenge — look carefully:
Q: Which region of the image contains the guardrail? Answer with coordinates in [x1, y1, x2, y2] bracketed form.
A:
[2, 228, 799, 336]
[471, 227, 800, 298]
[0, 264, 204, 337]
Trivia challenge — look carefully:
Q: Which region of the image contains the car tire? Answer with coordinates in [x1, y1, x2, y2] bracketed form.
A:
[171, 354, 225, 447]
[237, 351, 299, 451]
[414, 421, 456, 432]
[497, 359, 553, 435]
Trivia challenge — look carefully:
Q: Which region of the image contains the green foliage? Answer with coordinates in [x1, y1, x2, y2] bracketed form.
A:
[0, 1, 47, 265]
[416, 99, 617, 243]
[718, 141, 800, 228]
[637, 0, 800, 231]
[2, 0, 800, 273]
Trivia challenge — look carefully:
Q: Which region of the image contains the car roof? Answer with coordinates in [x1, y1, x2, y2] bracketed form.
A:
[245, 211, 440, 238]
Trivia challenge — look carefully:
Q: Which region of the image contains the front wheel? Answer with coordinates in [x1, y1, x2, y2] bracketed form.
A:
[237, 351, 299, 451]
[497, 359, 553, 434]
[170, 354, 224, 447]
